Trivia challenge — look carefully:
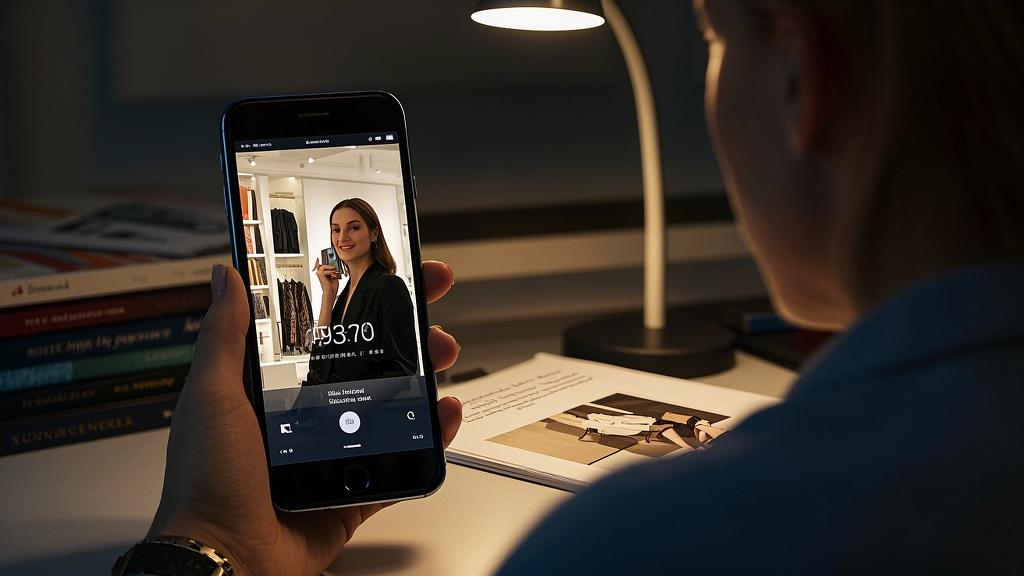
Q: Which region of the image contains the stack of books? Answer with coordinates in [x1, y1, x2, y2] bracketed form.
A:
[0, 194, 230, 455]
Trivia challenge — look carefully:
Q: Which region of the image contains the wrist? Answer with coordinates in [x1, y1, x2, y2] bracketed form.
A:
[148, 513, 254, 576]
[114, 535, 235, 576]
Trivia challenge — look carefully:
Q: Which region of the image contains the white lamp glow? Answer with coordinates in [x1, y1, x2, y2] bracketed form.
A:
[471, 7, 604, 31]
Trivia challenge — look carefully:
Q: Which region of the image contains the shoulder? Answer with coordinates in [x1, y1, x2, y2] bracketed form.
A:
[368, 272, 411, 300]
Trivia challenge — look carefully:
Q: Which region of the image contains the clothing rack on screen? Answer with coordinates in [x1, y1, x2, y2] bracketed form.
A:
[244, 226, 264, 255]
[277, 278, 314, 355]
[253, 293, 270, 320]
[239, 185, 259, 221]
[270, 208, 301, 254]
[247, 259, 268, 286]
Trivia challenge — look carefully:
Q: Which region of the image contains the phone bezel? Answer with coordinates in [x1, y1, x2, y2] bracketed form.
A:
[220, 91, 445, 511]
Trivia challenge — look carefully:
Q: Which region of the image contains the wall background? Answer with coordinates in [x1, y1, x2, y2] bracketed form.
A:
[0, 0, 766, 328]
[0, 0, 720, 213]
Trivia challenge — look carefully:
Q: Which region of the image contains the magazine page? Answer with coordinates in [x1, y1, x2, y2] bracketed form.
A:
[444, 353, 779, 491]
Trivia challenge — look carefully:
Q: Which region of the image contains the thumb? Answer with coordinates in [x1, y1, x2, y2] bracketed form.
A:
[186, 264, 251, 405]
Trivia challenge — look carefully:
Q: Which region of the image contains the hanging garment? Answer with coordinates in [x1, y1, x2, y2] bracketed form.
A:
[292, 280, 315, 352]
[285, 210, 300, 254]
[281, 279, 301, 354]
[277, 279, 293, 353]
[240, 185, 250, 220]
[271, 209, 285, 254]
[253, 225, 264, 253]
[253, 292, 268, 319]
[244, 227, 256, 254]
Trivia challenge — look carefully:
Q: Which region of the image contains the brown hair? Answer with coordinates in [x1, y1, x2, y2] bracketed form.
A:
[771, 0, 1024, 310]
[329, 198, 397, 274]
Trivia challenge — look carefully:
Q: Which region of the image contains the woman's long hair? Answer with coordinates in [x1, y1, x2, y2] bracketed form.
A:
[329, 198, 397, 274]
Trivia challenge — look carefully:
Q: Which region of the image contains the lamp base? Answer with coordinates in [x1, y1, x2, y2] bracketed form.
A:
[563, 310, 735, 378]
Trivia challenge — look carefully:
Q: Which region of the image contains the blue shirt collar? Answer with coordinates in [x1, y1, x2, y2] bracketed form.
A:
[790, 264, 1024, 396]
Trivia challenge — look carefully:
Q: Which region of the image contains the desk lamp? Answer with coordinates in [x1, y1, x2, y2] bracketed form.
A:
[472, 0, 735, 378]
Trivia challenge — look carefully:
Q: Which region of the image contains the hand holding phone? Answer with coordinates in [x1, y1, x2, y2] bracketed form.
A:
[147, 263, 462, 575]
[313, 257, 340, 296]
[222, 91, 446, 511]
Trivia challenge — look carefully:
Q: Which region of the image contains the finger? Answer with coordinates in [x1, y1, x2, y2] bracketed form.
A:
[437, 396, 463, 448]
[313, 257, 321, 271]
[422, 261, 454, 304]
[186, 265, 251, 404]
[428, 325, 459, 372]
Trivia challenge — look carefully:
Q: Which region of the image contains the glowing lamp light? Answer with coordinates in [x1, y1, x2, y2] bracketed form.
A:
[471, 3, 604, 31]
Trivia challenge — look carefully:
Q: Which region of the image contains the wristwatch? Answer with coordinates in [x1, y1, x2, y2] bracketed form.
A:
[111, 535, 234, 576]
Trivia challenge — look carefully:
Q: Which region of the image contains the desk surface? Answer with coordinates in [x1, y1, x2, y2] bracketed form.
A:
[0, 335, 795, 575]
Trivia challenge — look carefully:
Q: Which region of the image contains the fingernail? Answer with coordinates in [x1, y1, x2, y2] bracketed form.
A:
[432, 324, 444, 332]
[211, 264, 226, 299]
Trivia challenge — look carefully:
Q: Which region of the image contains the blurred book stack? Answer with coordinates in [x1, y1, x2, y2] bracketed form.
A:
[0, 193, 230, 455]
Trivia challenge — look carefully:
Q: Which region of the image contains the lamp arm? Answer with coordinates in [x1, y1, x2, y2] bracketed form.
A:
[601, 0, 665, 330]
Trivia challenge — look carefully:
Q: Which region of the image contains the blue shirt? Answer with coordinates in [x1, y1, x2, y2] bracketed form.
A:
[499, 265, 1024, 574]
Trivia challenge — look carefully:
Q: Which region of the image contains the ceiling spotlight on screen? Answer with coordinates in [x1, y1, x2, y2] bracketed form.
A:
[247, 155, 256, 167]
[307, 156, 315, 164]
[471, 0, 735, 378]
[471, 0, 604, 31]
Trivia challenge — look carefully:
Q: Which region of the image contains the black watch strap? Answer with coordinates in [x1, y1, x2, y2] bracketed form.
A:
[112, 535, 234, 576]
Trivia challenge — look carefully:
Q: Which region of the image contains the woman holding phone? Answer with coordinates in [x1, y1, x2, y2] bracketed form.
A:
[305, 197, 418, 385]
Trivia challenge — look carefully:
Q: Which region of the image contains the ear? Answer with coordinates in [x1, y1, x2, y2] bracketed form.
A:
[774, 14, 829, 151]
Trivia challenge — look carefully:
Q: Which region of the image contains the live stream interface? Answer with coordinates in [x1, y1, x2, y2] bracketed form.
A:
[234, 132, 432, 466]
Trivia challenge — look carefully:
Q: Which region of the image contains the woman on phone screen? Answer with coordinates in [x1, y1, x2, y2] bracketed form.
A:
[305, 198, 417, 385]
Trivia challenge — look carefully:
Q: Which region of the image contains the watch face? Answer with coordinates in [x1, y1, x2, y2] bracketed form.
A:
[117, 540, 231, 576]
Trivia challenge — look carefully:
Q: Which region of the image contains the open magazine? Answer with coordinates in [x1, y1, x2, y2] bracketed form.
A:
[444, 353, 779, 491]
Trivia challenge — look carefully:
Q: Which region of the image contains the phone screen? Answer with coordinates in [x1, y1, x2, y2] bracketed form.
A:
[232, 131, 433, 469]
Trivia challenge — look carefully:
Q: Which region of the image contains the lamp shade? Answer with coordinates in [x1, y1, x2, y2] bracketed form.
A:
[471, 0, 605, 31]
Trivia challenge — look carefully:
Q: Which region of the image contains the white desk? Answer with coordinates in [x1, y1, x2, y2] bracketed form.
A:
[0, 346, 794, 575]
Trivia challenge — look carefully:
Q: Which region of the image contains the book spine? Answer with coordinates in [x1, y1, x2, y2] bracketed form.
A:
[0, 283, 211, 339]
[0, 253, 229, 309]
[0, 394, 179, 456]
[0, 312, 203, 369]
[0, 366, 189, 420]
[0, 344, 194, 392]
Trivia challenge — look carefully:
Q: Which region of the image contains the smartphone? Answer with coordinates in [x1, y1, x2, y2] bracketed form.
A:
[220, 92, 444, 510]
[320, 246, 341, 278]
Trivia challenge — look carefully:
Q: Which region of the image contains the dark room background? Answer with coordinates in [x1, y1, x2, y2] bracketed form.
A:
[0, 0, 765, 328]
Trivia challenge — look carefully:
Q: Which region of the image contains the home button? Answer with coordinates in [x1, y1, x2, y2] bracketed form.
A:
[343, 465, 370, 493]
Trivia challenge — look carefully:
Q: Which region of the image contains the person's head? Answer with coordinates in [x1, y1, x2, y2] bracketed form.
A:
[329, 198, 397, 274]
[694, 0, 1024, 330]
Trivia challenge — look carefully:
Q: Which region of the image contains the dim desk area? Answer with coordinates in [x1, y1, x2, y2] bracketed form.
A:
[0, 325, 795, 575]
